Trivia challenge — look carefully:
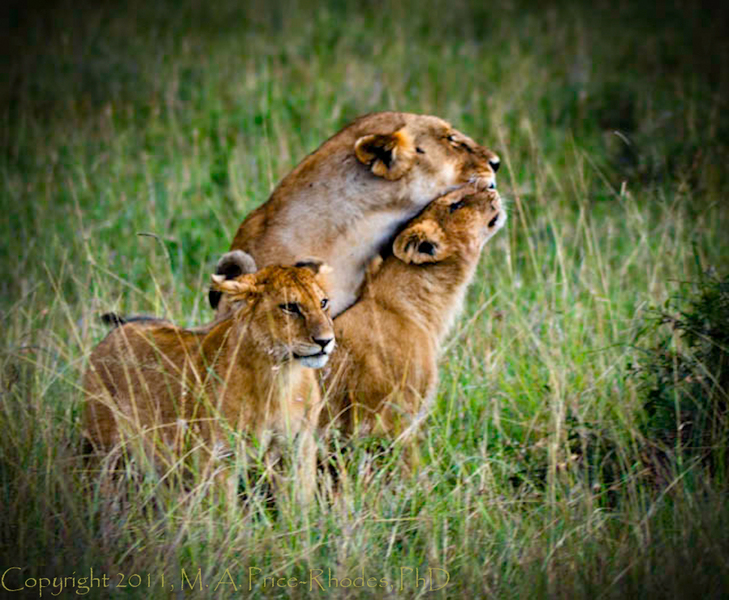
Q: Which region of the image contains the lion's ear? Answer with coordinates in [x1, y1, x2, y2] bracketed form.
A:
[354, 128, 416, 181]
[210, 273, 261, 301]
[216, 250, 257, 278]
[209, 250, 257, 309]
[393, 220, 450, 264]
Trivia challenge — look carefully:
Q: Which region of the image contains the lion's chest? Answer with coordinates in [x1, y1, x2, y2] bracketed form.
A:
[327, 208, 421, 315]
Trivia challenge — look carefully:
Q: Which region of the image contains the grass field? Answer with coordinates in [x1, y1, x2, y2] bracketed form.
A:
[2, 0, 729, 597]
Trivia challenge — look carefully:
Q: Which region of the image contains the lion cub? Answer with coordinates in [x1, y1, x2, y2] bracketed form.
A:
[83, 262, 334, 500]
[212, 112, 501, 317]
[319, 187, 506, 438]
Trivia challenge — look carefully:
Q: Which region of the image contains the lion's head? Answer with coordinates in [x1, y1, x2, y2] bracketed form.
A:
[393, 186, 506, 265]
[211, 261, 335, 369]
[352, 112, 500, 198]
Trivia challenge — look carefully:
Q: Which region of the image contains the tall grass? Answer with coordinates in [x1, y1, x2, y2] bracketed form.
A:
[2, 0, 729, 597]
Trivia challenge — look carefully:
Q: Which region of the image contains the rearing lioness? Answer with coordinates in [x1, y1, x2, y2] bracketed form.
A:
[212, 112, 500, 317]
[320, 186, 506, 437]
[83, 263, 334, 499]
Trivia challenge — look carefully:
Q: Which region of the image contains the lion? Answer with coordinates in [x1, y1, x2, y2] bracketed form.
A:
[211, 111, 501, 317]
[319, 186, 506, 439]
[82, 262, 334, 501]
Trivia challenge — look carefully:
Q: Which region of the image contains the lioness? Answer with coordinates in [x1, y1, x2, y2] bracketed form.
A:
[83, 262, 334, 500]
[320, 186, 506, 438]
[211, 112, 501, 317]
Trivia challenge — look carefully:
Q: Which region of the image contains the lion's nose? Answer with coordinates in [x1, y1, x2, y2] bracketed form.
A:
[489, 157, 500, 173]
[312, 336, 334, 351]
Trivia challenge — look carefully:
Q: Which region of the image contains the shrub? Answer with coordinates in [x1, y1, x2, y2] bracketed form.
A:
[635, 271, 729, 469]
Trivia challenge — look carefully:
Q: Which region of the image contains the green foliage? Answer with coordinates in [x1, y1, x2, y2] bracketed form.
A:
[637, 271, 729, 463]
[2, 0, 729, 597]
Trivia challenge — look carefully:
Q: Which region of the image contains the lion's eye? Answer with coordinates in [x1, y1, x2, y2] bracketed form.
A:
[416, 147, 425, 154]
[449, 199, 466, 212]
[321, 298, 329, 310]
[447, 134, 457, 143]
[280, 303, 302, 316]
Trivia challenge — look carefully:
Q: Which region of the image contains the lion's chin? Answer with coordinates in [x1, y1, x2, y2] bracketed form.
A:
[296, 353, 331, 369]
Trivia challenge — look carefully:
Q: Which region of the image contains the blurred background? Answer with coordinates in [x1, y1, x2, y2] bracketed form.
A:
[1, 0, 728, 597]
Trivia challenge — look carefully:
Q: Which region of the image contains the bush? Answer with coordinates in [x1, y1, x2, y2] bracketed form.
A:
[636, 271, 729, 469]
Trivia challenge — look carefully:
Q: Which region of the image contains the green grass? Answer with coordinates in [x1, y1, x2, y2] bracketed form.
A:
[2, 0, 729, 597]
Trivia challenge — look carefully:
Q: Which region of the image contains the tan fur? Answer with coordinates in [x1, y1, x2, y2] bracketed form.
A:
[319, 186, 506, 438]
[83, 264, 334, 501]
[221, 112, 501, 317]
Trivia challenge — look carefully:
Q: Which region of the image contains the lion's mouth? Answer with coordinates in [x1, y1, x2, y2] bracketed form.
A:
[293, 350, 331, 369]
[484, 209, 507, 235]
[293, 350, 328, 360]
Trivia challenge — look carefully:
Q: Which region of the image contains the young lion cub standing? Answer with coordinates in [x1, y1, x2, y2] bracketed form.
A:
[212, 112, 501, 317]
[319, 186, 506, 438]
[83, 263, 334, 500]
